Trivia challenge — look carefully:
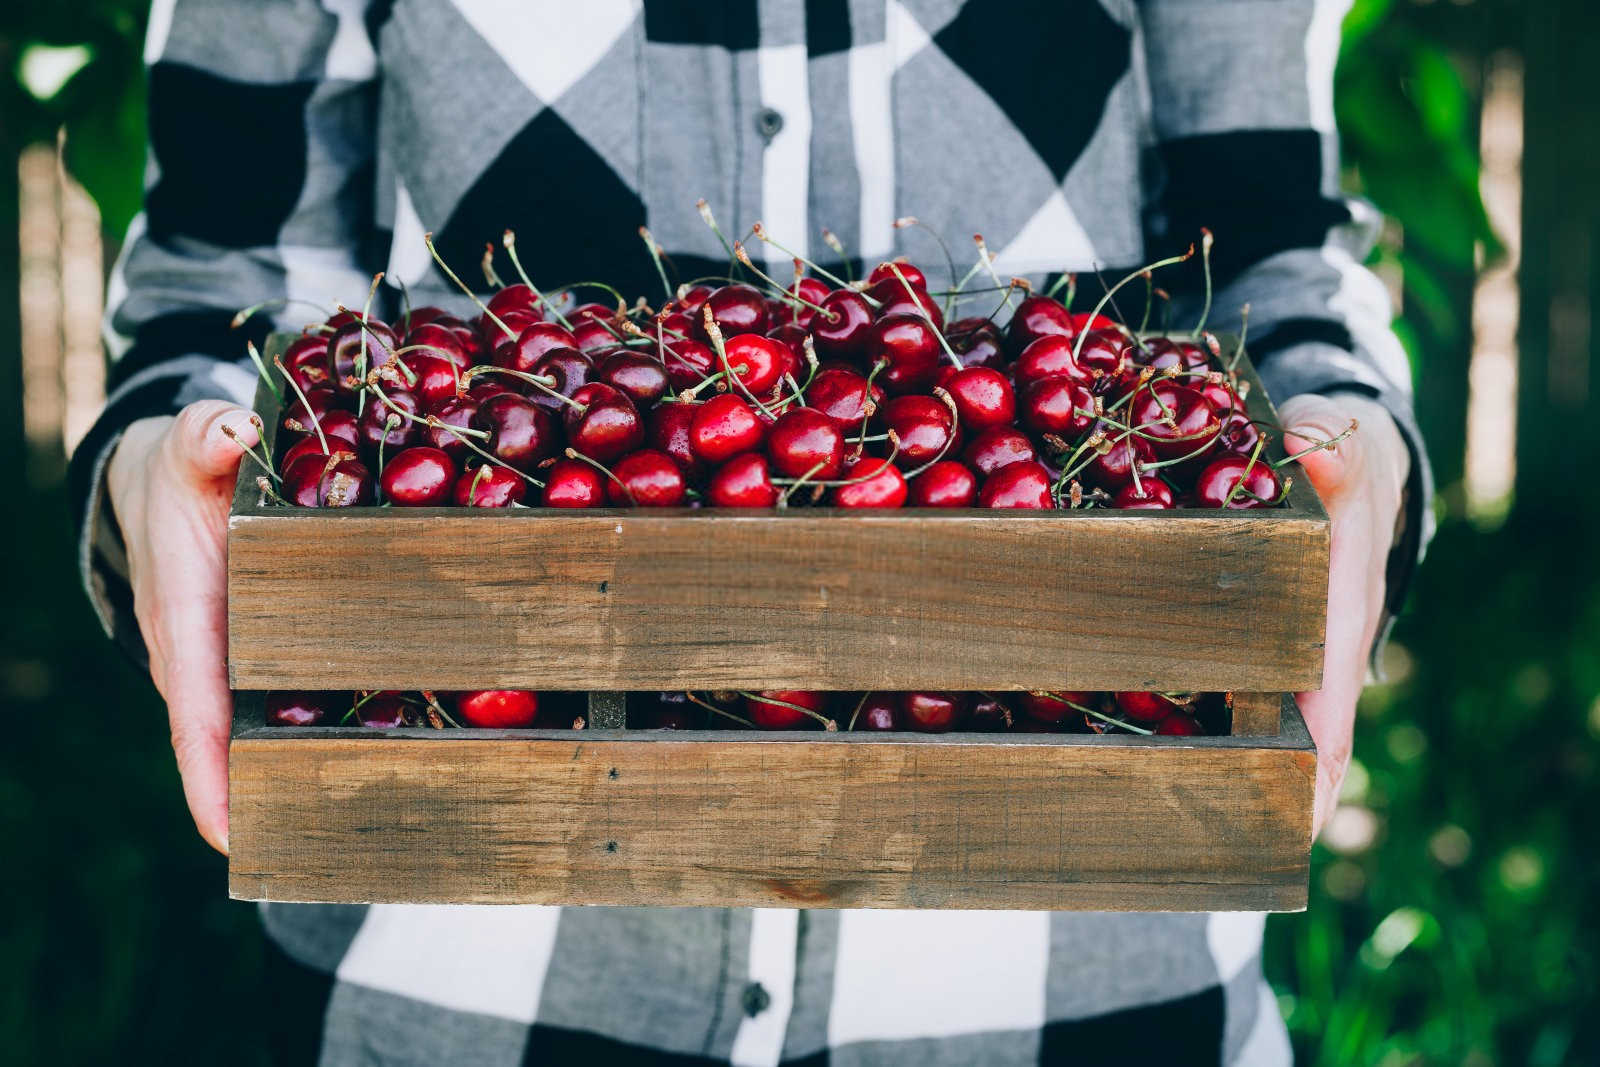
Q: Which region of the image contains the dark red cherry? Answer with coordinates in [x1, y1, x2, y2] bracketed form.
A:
[571, 317, 619, 353]
[767, 407, 845, 480]
[944, 367, 1015, 430]
[358, 392, 421, 456]
[873, 284, 945, 331]
[265, 691, 335, 727]
[867, 313, 941, 394]
[882, 394, 959, 468]
[527, 347, 594, 412]
[720, 333, 788, 396]
[1075, 329, 1134, 381]
[457, 689, 540, 728]
[948, 317, 1005, 369]
[745, 690, 827, 730]
[964, 426, 1037, 478]
[1087, 434, 1155, 490]
[568, 394, 644, 463]
[496, 321, 580, 374]
[1196, 376, 1245, 419]
[1217, 410, 1262, 455]
[1020, 690, 1094, 724]
[1129, 382, 1221, 460]
[1005, 295, 1076, 355]
[486, 282, 540, 320]
[1193, 454, 1284, 508]
[466, 377, 518, 404]
[1067, 311, 1117, 334]
[282, 451, 375, 508]
[806, 367, 880, 429]
[1113, 479, 1176, 509]
[485, 306, 541, 342]
[703, 283, 770, 337]
[399, 304, 450, 331]
[967, 695, 1015, 731]
[1014, 334, 1091, 389]
[328, 320, 399, 395]
[708, 453, 780, 507]
[782, 276, 832, 328]
[646, 400, 705, 478]
[866, 258, 928, 292]
[282, 334, 332, 392]
[903, 691, 967, 733]
[766, 323, 810, 372]
[404, 322, 472, 373]
[281, 405, 359, 455]
[1136, 337, 1209, 374]
[690, 394, 766, 463]
[608, 449, 688, 507]
[281, 386, 341, 439]
[453, 464, 525, 507]
[471, 393, 559, 471]
[674, 284, 714, 316]
[1018, 375, 1093, 437]
[853, 693, 901, 731]
[908, 460, 978, 507]
[542, 458, 608, 508]
[811, 289, 875, 361]
[1155, 712, 1204, 736]
[425, 396, 479, 464]
[356, 692, 411, 729]
[599, 350, 670, 408]
[979, 460, 1053, 509]
[380, 446, 456, 506]
[1115, 691, 1179, 724]
[661, 337, 716, 389]
[324, 310, 362, 330]
[833, 454, 907, 508]
[399, 353, 462, 413]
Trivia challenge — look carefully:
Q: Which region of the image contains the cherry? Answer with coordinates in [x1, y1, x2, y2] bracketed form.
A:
[866, 313, 941, 394]
[495, 321, 579, 374]
[466, 377, 518, 404]
[945, 367, 1015, 430]
[282, 451, 375, 507]
[1114, 691, 1178, 723]
[690, 394, 766, 463]
[281, 386, 341, 438]
[767, 407, 846, 479]
[947, 317, 1005, 369]
[1018, 375, 1093, 437]
[1129, 382, 1221, 460]
[280, 434, 332, 472]
[1197, 376, 1244, 419]
[832, 455, 907, 508]
[783, 276, 832, 328]
[1013, 335, 1088, 389]
[565, 385, 644, 463]
[766, 323, 810, 372]
[1074, 329, 1134, 383]
[404, 322, 472, 372]
[1193, 454, 1284, 508]
[358, 391, 421, 456]
[1217, 410, 1262, 455]
[1067, 311, 1117, 334]
[472, 392, 559, 471]
[282, 334, 332, 392]
[380, 446, 457, 506]
[1020, 690, 1093, 724]
[599, 350, 670, 408]
[902, 691, 967, 733]
[853, 693, 901, 731]
[641, 691, 696, 730]
[528, 347, 595, 412]
[1114, 479, 1176, 509]
[674, 284, 714, 316]
[720, 333, 789, 396]
[568, 301, 616, 323]
[967, 694, 1014, 731]
[425, 396, 480, 464]
[542, 458, 608, 507]
[485, 282, 540, 320]
[703, 283, 770, 337]
[328, 320, 400, 396]
[963, 426, 1037, 478]
[811, 289, 875, 361]
[979, 460, 1053, 508]
[608, 449, 688, 506]
[745, 690, 827, 730]
[324, 309, 362, 330]
[1005, 295, 1076, 355]
[356, 691, 411, 728]
[453, 464, 525, 507]
[707, 453, 779, 507]
[646, 400, 704, 478]
[1087, 435, 1155, 490]
[1136, 337, 1209, 374]
[908, 460, 978, 507]
[1155, 712, 1203, 736]
[265, 691, 335, 727]
[866, 258, 928, 292]
[661, 337, 716, 389]
[457, 689, 540, 728]
[873, 284, 945, 331]
[399, 304, 450, 331]
[882, 394, 959, 468]
[571, 317, 618, 352]
[399, 353, 463, 413]
[806, 367, 879, 429]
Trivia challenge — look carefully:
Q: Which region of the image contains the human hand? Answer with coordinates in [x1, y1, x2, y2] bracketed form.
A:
[106, 399, 258, 854]
[1277, 394, 1409, 836]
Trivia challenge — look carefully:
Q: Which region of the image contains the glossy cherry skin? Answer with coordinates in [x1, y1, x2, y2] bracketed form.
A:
[1019, 375, 1093, 438]
[1193, 454, 1284, 508]
[853, 693, 901, 731]
[708, 453, 780, 507]
[867, 258, 928, 292]
[883, 394, 959, 468]
[690, 394, 766, 463]
[608, 449, 688, 507]
[356, 692, 411, 728]
[1155, 712, 1204, 736]
[399, 304, 449, 330]
[280, 386, 342, 439]
[1005, 295, 1076, 355]
[282, 451, 375, 507]
[745, 690, 827, 730]
[599, 350, 670, 408]
[1114, 691, 1178, 724]
[380, 446, 457, 506]
[357, 392, 421, 456]
[661, 337, 716, 389]
[486, 282, 541, 319]
[328, 320, 399, 395]
[902, 691, 967, 733]
[1217, 410, 1262, 455]
[453, 464, 526, 507]
[282, 333, 333, 392]
[466, 377, 518, 404]
[945, 367, 1015, 430]
[908, 460, 979, 507]
[674, 284, 714, 316]
[1020, 690, 1094, 724]
[963, 426, 1037, 479]
[279, 434, 334, 473]
[866, 314, 941, 394]
[833, 455, 908, 508]
[1129, 382, 1221, 460]
[570, 317, 619, 353]
[1087, 435, 1155, 490]
[395, 353, 462, 413]
[528, 347, 595, 412]
[265, 691, 335, 727]
[424, 397, 479, 465]
[496, 321, 579, 374]
[703, 283, 770, 338]
[472, 393, 559, 471]
[404, 322, 472, 373]
[781, 276, 832, 329]
[811, 289, 875, 361]
[979, 460, 1054, 508]
[806, 367, 880, 429]
[767, 407, 846, 479]
[719, 333, 789, 397]
[542, 458, 609, 507]
[565, 384, 645, 463]
[1113, 478, 1176, 509]
[456, 689, 540, 728]
[874, 285, 945, 331]
[948, 317, 1005, 369]
[1013, 335, 1087, 389]
[1197, 376, 1245, 419]
[1136, 337, 1210, 374]
[1074, 329, 1135, 383]
[646, 400, 704, 478]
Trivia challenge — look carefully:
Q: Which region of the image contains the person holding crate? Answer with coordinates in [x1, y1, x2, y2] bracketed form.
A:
[73, 1, 1426, 1063]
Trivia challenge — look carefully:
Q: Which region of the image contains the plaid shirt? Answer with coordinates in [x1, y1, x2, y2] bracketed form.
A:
[72, 0, 1432, 1063]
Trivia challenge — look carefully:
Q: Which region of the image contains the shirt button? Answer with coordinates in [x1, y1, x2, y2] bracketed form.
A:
[756, 107, 784, 142]
[742, 981, 772, 1017]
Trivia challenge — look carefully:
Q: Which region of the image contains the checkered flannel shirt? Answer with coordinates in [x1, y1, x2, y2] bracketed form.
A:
[72, 1, 1432, 1063]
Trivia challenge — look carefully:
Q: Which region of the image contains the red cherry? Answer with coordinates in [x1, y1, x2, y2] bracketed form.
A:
[1020, 690, 1093, 724]
[400, 353, 463, 413]
[867, 313, 941, 394]
[1197, 376, 1245, 419]
[1013, 335, 1087, 389]
[1114, 691, 1178, 723]
[766, 324, 809, 373]
[380, 446, 456, 507]
[833, 455, 907, 508]
[282, 451, 375, 508]
[866, 259, 928, 291]
[1193, 454, 1284, 508]
[767, 407, 846, 479]
[806, 367, 879, 429]
[873, 284, 945, 331]
[882, 394, 959, 468]
[811, 289, 875, 361]
[453, 464, 525, 507]
[1218, 410, 1262, 455]
[608, 449, 687, 507]
[568, 301, 615, 324]
[1129, 382, 1221, 460]
[466, 377, 518, 404]
[944, 367, 1015, 430]
[472, 393, 559, 471]
[1155, 712, 1204, 736]
[963, 426, 1037, 478]
[646, 400, 704, 478]
[781, 277, 832, 329]
[745, 690, 827, 730]
[1136, 337, 1209, 374]
[357, 391, 420, 456]
[674, 284, 714, 316]
[404, 322, 472, 373]
[979, 461, 1053, 508]
[707, 453, 779, 507]
[282, 334, 332, 392]
[1018, 375, 1093, 437]
[485, 282, 540, 320]
[690, 394, 766, 463]
[947, 317, 1005, 369]
[703, 283, 770, 337]
[902, 691, 968, 733]
[280, 386, 341, 439]
[907, 460, 978, 507]
[542, 458, 608, 507]
[1074, 329, 1135, 383]
[279, 434, 331, 472]
[719, 333, 788, 396]
[399, 304, 450, 331]
[328, 320, 398, 395]
[1067, 311, 1117, 334]
[599, 350, 670, 408]
[661, 337, 716, 389]
[853, 694, 901, 731]
[1087, 435, 1155, 490]
[457, 690, 540, 728]
[528, 347, 595, 413]
[564, 384, 644, 463]
[1113, 479, 1176, 509]
[1005, 295, 1076, 355]
[425, 397, 479, 464]
[495, 321, 579, 374]
[265, 691, 335, 727]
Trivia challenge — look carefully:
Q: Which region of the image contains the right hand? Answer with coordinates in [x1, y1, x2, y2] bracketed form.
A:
[106, 399, 259, 854]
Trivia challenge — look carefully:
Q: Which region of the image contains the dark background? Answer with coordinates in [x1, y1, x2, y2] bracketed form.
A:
[3, 0, 1597, 1063]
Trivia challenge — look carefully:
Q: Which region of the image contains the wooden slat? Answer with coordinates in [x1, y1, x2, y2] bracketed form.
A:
[228, 696, 1314, 911]
[1231, 692, 1284, 736]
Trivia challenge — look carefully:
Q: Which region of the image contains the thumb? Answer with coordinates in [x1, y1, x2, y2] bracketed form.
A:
[1277, 394, 1362, 502]
[167, 399, 259, 480]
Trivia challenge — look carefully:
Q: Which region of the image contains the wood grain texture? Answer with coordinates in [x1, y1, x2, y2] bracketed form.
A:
[1231, 692, 1284, 736]
[228, 696, 1314, 910]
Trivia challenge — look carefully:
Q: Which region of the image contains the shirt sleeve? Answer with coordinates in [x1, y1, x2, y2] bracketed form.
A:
[68, 0, 381, 660]
[1139, 0, 1434, 646]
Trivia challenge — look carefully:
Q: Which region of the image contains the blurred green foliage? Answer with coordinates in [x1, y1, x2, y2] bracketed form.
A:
[3, 0, 1596, 1064]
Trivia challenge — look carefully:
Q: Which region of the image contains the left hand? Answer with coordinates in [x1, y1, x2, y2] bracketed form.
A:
[1276, 393, 1409, 836]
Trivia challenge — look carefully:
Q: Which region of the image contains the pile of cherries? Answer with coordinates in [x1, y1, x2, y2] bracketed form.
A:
[250, 234, 1289, 512]
[266, 688, 1233, 736]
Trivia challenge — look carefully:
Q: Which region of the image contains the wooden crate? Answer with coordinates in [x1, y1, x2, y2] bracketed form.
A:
[228, 693, 1313, 911]
[227, 338, 1329, 694]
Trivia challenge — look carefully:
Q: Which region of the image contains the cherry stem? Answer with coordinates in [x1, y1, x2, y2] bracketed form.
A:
[426, 415, 544, 487]
[1276, 418, 1358, 469]
[777, 457, 832, 507]
[420, 690, 463, 729]
[702, 304, 779, 421]
[847, 691, 872, 731]
[751, 222, 872, 303]
[545, 280, 629, 318]
[375, 414, 401, 489]
[899, 389, 961, 480]
[272, 352, 329, 454]
[893, 217, 959, 313]
[848, 359, 886, 462]
[502, 230, 574, 329]
[1192, 228, 1215, 339]
[353, 272, 385, 419]
[230, 296, 332, 331]
[1071, 246, 1194, 367]
[733, 243, 837, 321]
[481, 243, 505, 288]
[1042, 692, 1154, 736]
[1227, 303, 1251, 375]
[1045, 271, 1075, 303]
[1221, 434, 1270, 508]
[886, 263, 962, 369]
[426, 231, 517, 339]
[969, 233, 1015, 313]
[683, 691, 756, 729]
[638, 225, 675, 303]
[1138, 271, 1155, 334]
[244, 339, 285, 405]
[780, 431, 901, 489]
[695, 199, 742, 278]
[221, 424, 280, 482]
[255, 476, 294, 508]
[459, 365, 579, 413]
[463, 463, 492, 507]
[734, 691, 837, 731]
[820, 227, 853, 282]
[563, 447, 633, 504]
